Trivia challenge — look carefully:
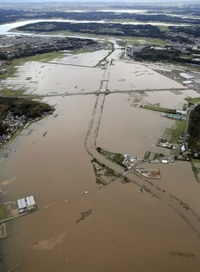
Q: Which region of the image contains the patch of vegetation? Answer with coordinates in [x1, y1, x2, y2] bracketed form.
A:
[190, 159, 200, 182]
[0, 97, 53, 118]
[92, 157, 121, 186]
[17, 21, 165, 40]
[144, 151, 151, 160]
[96, 177, 107, 186]
[0, 204, 7, 220]
[0, 97, 54, 135]
[143, 104, 176, 114]
[185, 97, 200, 105]
[13, 51, 65, 63]
[143, 151, 164, 161]
[0, 51, 80, 81]
[127, 37, 166, 46]
[96, 147, 125, 167]
[183, 103, 187, 111]
[153, 153, 165, 160]
[0, 36, 96, 61]
[1, 7, 200, 26]
[104, 168, 115, 177]
[0, 63, 18, 80]
[132, 44, 200, 65]
[188, 104, 200, 151]
[167, 120, 187, 144]
[0, 88, 25, 97]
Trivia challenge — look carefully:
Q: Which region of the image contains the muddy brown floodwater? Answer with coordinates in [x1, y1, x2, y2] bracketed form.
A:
[1, 46, 200, 272]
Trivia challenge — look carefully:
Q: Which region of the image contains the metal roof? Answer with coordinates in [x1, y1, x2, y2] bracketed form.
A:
[17, 198, 27, 210]
[26, 195, 36, 207]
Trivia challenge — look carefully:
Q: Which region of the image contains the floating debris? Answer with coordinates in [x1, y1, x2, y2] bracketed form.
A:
[137, 188, 143, 194]
[170, 251, 195, 258]
[76, 209, 92, 224]
[43, 131, 48, 137]
[156, 139, 173, 149]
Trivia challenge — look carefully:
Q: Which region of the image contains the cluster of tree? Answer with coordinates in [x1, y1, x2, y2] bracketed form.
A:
[17, 22, 165, 39]
[0, 122, 7, 135]
[188, 105, 200, 152]
[109, 4, 200, 16]
[0, 8, 26, 24]
[0, 104, 9, 135]
[134, 46, 181, 62]
[1, 7, 200, 25]
[0, 97, 53, 118]
[16, 22, 200, 45]
[0, 97, 53, 135]
[169, 26, 200, 38]
[0, 37, 96, 61]
[133, 46, 200, 65]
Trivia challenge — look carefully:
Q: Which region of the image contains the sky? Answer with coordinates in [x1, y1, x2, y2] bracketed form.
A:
[2, 0, 197, 4]
[2, 0, 195, 2]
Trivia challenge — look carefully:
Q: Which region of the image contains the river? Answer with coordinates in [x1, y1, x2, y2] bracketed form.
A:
[1, 21, 200, 272]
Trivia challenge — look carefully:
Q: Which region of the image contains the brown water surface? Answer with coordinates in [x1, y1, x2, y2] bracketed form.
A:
[1, 49, 200, 272]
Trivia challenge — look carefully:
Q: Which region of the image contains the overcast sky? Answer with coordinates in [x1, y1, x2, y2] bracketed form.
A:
[3, 0, 194, 2]
[2, 0, 197, 4]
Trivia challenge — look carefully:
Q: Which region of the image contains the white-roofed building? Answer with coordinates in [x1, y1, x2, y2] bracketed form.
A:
[17, 198, 27, 214]
[17, 195, 37, 214]
[180, 72, 194, 80]
[26, 196, 37, 211]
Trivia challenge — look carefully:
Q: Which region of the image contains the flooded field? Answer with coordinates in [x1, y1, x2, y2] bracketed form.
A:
[108, 61, 185, 91]
[1, 49, 114, 96]
[1, 45, 200, 272]
[1, 60, 104, 96]
[97, 93, 174, 158]
[55, 49, 110, 66]
[126, 89, 200, 109]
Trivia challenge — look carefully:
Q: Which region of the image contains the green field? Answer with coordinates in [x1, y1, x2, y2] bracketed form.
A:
[166, 120, 187, 143]
[0, 88, 25, 97]
[185, 97, 200, 104]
